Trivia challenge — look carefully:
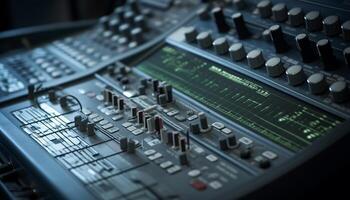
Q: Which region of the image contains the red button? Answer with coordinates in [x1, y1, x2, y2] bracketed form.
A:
[191, 180, 207, 191]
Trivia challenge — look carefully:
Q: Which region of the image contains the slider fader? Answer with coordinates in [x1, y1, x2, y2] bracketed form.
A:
[0, 0, 349, 199]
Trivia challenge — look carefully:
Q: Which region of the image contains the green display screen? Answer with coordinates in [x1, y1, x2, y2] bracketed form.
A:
[137, 45, 343, 152]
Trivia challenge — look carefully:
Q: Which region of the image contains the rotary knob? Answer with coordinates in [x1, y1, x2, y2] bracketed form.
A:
[288, 7, 304, 27]
[134, 15, 147, 31]
[316, 39, 336, 70]
[183, 26, 198, 42]
[212, 7, 230, 33]
[323, 15, 341, 36]
[329, 81, 349, 103]
[119, 23, 131, 38]
[129, 0, 140, 13]
[344, 47, 350, 67]
[233, 0, 246, 10]
[213, 37, 229, 55]
[265, 57, 284, 77]
[247, 49, 265, 69]
[341, 20, 350, 41]
[269, 25, 288, 53]
[131, 27, 143, 43]
[197, 6, 210, 21]
[232, 13, 250, 39]
[197, 31, 212, 49]
[257, 0, 272, 18]
[114, 7, 125, 20]
[286, 65, 305, 86]
[295, 33, 316, 63]
[307, 73, 327, 94]
[124, 11, 135, 24]
[262, 29, 271, 41]
[305, 11, 322, 32]
[108, 19, 120, 33]
[229, 43, 246, 61]
[272, 3, 288, 22]
[99, 16, 109, 29]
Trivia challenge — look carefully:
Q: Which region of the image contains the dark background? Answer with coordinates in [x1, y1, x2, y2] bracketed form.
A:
[0, 0, 118, 31]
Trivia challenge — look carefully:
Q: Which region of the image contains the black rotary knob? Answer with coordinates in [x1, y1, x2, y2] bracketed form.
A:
[197, 6, 210, 20]
[129, 0, 140, 13]
[183, 26, 198, 43]
[232, 13, 250, 39]
[114, 7, 125, 20]
[233, 0, 246, 10]
[342, 20, 350, 41]
[269, 25, 288, 53]
[99, 16, 109, 29]
[295, 33, 315, 63]
[305, 11, 322, 32]
[134, 15, 148, 31]
[329, 81, 349, 103]
[257, 0, 272, 18]
[344, 47, 350, 67]
[124, 11, 135, 24]
[131, 27, 143, 43]
[272, 3, 288, 22]
[288, 7, 304, 27]
[211, 7, 230, 33]
[316, 39, 336, 70]
[323, 15, 341, 36]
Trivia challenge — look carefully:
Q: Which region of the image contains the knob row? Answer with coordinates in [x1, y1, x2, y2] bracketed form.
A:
[185, 26, 349, 69]
[257, 0, 350, 39]
[183, 27, 349, 102]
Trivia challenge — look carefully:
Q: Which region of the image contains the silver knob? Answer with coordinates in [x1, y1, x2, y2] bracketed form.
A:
[286, 65, 305, 86]
[265, 57, 284, 77]
[247, 49, 265, 69]
[229, 43, 246, 61]
[307, 73, 327, 94]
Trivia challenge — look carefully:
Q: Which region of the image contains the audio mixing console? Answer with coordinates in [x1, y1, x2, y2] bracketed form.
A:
[0, 0, 350, 199]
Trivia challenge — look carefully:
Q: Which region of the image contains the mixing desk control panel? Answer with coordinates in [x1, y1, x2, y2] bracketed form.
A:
[0, 0, 349, 199]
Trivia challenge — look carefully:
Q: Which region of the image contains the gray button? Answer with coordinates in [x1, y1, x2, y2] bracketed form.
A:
[329, 81, 349, 103]
[286, 65, 305, 86]
[265, 57, 284, 77]
[288, 7, 304, 27]
[272, 3, 287, 22]
[183, 26, 198, 42]
[229, 43, 246, 61]
[307, 73, 327, 94]
[305, 11, 322, 32]
[247, 49, 265, 69]
[257, 0, 272, 18]
[213, 37, 229, 55]
[196, 31, 212, 49]
[323, 15, 341, 36]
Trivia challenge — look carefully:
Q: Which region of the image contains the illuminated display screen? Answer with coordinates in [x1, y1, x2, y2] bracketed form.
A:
[137, 45, 343, 152]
